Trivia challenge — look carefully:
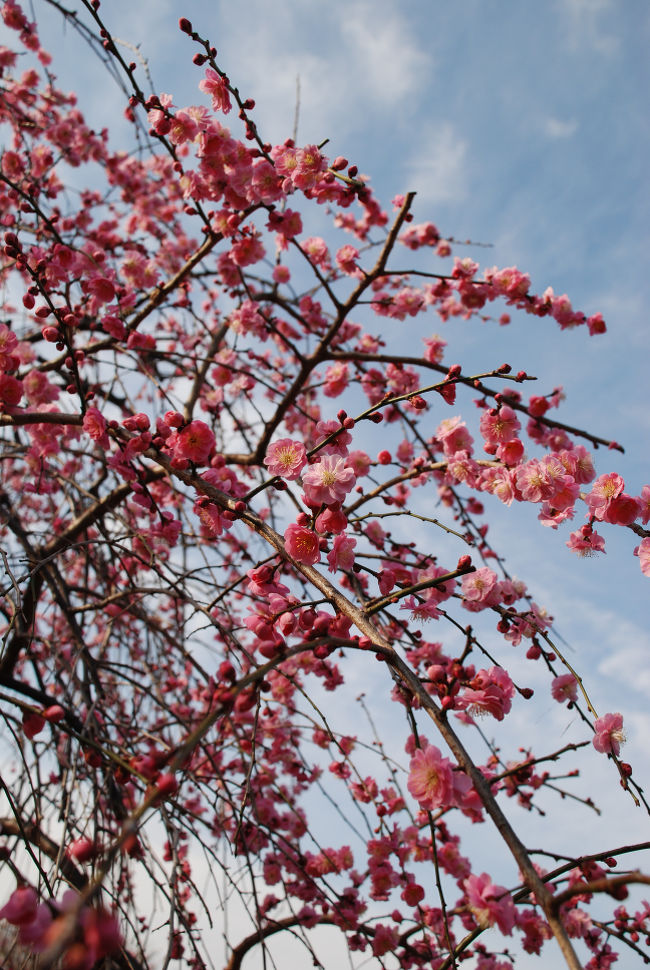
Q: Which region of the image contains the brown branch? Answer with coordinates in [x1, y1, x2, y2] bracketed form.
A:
[551, 873, 650, 910]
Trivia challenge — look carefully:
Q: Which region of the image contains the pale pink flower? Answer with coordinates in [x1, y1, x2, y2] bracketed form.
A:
[592, 712, 625, 755]
[558, 444, 595, 485]
[302, 454, 355, 506]
[284, 523, 320, 565]
[585, 473, 625, 518]
[345, 450, 371, 477]
[551, 673, 578, 704]
[322, 361, 349, 398]
[407, 743, 454, 811]
[313, 419, 352, 456]
[635, 536, 650, 576]
[327, 534, 356, 573]
[436, 416, 473, 456]
[264, 438, 307, 480]
[461, 567, 498, 608]
[463, 872, 515, 935]
[422, 334, 446, 363]
[335, 244, 360, 275]
[636, 485, 650, 524]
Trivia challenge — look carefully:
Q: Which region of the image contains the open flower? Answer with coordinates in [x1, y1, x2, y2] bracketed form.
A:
[302, 454, 355, 506]
[264, 438, 307, 480]
[592, 712, 625, 755]
[284, 523, 320, 565]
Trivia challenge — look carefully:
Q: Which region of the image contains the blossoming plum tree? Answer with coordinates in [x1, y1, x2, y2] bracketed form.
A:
[0, 2, 648, 969]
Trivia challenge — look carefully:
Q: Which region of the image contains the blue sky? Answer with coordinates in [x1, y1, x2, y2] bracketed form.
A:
[4, 1, 649, 965]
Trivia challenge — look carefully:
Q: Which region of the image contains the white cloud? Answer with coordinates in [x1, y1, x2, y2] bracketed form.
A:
[338, 1, 431, 106]
[543, 116, 578, 138]
[557, 0, 620, 54]
[402, 122, 468, 204]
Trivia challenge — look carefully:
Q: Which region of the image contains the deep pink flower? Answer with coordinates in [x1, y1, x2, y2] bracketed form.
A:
[0, 886, 39, 925]
[302, 454, 355, 506]
[593, 712, 625, 755]
[199, 68, 231, 114]
[603, 493, 639, 526]
[284, 523, 320, 565]
[566, 524, 606, 557]
[83, 406, 110, 448]
[479, 405, 521, 447]
[463, 872, 516, 935]
[457, 666, 514, 721]
[170, 420, 215, 465]
[264, 438, 307, 480]
[0, 373, 22, 406]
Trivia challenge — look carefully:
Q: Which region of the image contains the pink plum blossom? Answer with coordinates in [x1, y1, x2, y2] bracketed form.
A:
[302, 454, 356, 506]
[407, 743, 455, 811]
[327, 534, 356, 573]
[457, 666, 515, 721]
[0, 886, 39, 925]
[199, 68, 231, 114]
[263, 438, 307, 480]
[463, 872, 516, 934]
[551, 673, 578, 704]
[566, 524, 606, 557]
[284, 523, 320, 565]
[635, 536, 650, 576]
[461, 567, 498, 609]
[83, 406, 110, 449]
[592, 712, 625, 755]
[169, 420, 215, 465]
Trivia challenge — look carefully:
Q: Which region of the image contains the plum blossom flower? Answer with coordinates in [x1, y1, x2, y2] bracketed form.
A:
[566, 524, 605, 558]
[551, 673, 578, 704]
[83, 406, 110, 449]
[199, 68, 231, 114]
[302, 454, 355, 506]
[327, 534, 356, 573]
[592, 712, 625, 755]
[463, 872, 516, 934]
[479, 405, 521, 447]
[263, 438, 307, 480]
[169, 420, 215, 465]
[461, 567, 498, 609]
[407, 743, 455, 811]
[636, 485, 650, 524]
[0, 886, 39, 925]
[585, 473, 624, 520]
[457, 666, 515, 721]
[635, 536, 650, 576]
[284, 523, 320, 565]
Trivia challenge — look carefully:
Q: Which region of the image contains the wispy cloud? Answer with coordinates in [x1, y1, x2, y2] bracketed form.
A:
[402, 122, 468, 204]
[557, 0, 620, 54]
[543, 116, 578, 138]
